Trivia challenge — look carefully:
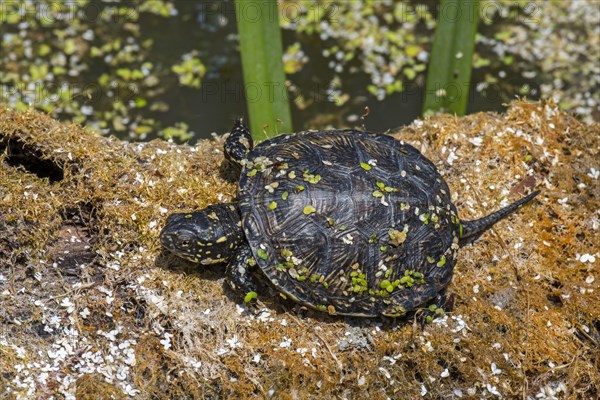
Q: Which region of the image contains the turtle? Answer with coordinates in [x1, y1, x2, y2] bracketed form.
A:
[160, 119, 539, 318]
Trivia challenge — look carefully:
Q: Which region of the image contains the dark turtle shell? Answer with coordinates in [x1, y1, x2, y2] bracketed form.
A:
[238, 130, 461, 317]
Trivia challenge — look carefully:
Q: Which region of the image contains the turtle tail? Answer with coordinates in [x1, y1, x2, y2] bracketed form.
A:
[459, 190, 540, 246]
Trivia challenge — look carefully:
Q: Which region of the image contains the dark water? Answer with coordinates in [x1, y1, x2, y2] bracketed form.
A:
[134, 0, 538, 140]
[0, 0, 542, 141]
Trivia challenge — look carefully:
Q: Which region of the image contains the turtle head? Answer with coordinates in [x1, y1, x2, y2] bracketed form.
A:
[160, 203, 243, 264]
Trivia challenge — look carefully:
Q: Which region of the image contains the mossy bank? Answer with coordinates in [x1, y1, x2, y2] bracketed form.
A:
[0, 101, 598, 399]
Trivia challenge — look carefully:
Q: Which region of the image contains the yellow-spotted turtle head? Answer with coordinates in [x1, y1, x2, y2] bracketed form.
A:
[160, 203, 243, 265]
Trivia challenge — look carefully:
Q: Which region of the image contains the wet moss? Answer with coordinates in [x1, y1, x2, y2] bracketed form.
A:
[0, 100, 598, 398]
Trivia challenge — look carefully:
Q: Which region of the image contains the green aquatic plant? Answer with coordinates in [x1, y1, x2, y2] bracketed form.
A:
[171, 51, 207, 89]
[236, 0, 293, 140]
[423, 0, 479, 115]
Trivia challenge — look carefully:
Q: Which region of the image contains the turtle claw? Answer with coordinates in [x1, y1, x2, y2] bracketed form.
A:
[418, 292, 455, 328]
[244, 297, 268, 316]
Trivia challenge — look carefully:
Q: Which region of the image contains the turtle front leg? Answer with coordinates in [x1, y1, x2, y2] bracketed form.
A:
[226, 243, 259, 303]
[224, 118, 253, 168]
